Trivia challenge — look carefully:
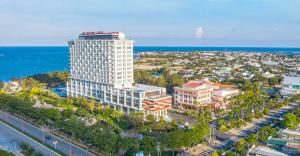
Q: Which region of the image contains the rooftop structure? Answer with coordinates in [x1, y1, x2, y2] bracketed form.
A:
[79, 31, 126, 40]
[248, 146, 288, 156]
[280, 73, 300, 97]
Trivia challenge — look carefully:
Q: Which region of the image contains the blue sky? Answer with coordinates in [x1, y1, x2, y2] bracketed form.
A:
[0, 0, 299, 47]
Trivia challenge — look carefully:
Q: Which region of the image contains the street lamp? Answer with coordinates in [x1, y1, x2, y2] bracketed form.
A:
[42, 125, 45, 143]
[53, 140, 58, 150]
[69, 132, 73, 156]
[157, 142, 160, 156]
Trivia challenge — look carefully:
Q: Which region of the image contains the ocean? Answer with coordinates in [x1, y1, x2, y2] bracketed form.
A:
[0, 46, 299, 81]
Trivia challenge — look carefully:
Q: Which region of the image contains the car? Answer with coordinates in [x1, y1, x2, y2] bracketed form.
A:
[45, 136, 52, 140]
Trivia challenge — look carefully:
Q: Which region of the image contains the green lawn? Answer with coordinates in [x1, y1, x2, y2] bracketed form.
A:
[0, 149, 14, 156]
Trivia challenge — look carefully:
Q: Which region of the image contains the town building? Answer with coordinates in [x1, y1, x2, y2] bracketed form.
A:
[211, 83, 240, 109]
[247, 146, 288, 156]
[67, 32, 171, 119]
[266, 128, 300, 155]
[174, 79, 214, 109]
[174, 78, 239, 110]
[280, 72, 300, 97]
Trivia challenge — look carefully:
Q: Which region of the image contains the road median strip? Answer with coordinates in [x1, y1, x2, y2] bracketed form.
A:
[0, 119, 63, 156]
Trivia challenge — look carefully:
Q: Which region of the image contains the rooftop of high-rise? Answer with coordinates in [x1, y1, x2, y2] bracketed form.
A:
[78, 31, 126, 40]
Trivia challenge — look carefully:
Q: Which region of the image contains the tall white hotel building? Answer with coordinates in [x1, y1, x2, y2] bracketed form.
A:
[67, 31, 171, 119]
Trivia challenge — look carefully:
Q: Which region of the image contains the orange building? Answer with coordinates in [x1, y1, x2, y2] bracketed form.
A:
[143, 95, 172, 119]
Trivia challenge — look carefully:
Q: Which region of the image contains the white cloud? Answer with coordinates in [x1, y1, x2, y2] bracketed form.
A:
[195, 26, 204, 38]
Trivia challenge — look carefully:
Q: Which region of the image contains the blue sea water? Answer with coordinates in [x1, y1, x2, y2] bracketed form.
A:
[0, 46, 299, 81]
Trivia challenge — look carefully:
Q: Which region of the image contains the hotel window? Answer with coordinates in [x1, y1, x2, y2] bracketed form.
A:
[117, 72, 122, 75]
[126, 91, 131, 96]
[126, 98, 131, 106]
[134, 92, 140, 98]
[134, 100, 139, 108]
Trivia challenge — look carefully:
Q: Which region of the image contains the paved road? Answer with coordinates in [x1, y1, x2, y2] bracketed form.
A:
[211, 102, 300, 152]
[0, 120, 59, 155]
[0, 110, 94, 156]
[173, 101, 300, 155]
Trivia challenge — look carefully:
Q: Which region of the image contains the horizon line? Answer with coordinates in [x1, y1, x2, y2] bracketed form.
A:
[0, 45, 300, 49]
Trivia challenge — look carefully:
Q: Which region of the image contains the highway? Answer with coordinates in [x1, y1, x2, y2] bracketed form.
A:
[0, 120, 59, 156]
[0, 110, 94, 156]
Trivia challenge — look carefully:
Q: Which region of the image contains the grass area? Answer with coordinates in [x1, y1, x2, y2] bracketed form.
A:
[0, 149, 14, 156]
[57, 103, 78, 109]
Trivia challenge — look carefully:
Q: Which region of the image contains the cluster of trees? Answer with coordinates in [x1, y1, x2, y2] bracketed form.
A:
[282, 112, 300, 129]
[0, 149, 14, 156]
[0, 93, 62, 124]
[134, 69, 185, 94]
[226, 105, 300, 155]
[17, 72, 68, 90]
[20, 78, 47, 90]
[161, 116, 210, 154]
[217, 84, 297, 131]
[217, 87, 267, 131]
[30, 72, 68, 87]
[0, 90, 212, 155]
[20, 142, 44, 156]
[224, 126, 278, 155]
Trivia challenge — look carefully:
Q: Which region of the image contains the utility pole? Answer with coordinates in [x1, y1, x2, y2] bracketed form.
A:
[21, 116, 24, 131]
[42, 125, 45, 143]
[157, 142, 160, 156]
[69, 132, 73, 156]
[241, 109, 244, 124]
[5, 112, 7, 121]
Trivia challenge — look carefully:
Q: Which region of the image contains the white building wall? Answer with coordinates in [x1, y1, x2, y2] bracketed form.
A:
[67, 32, 137, 113]
[281, 75, 300, 97]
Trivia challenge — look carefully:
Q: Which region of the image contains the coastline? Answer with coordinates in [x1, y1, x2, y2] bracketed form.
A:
[0, 46, 300, 81]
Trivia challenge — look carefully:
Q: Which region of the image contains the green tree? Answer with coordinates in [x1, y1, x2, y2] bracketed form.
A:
[42, 108, 62, 121]
[268, 77, 278, 86]
[117, 138, 140, 156]
[0, 81, 4, 89]
[88, 99, 95, 111]
[263, 108, 270, 115]
[129, 112, 145, 128]
[141, 136, 157, 156]
[246, 133, 258, 145]
[217, 119, 228, 131]
[211, 151, 219, 156]
[62, 108, 73, 119]
[283, 113, 298, 129]
[235, 138, 248, 154]
[226, 151, 239, 156]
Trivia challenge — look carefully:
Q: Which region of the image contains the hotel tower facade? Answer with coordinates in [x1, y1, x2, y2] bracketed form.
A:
[67, 32, 171, 119]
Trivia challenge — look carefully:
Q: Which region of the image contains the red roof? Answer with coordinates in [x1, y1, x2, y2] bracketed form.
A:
[81, 31, 120, 35]
[212, 83, 238, 89]
[183, 80, 212, 88]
